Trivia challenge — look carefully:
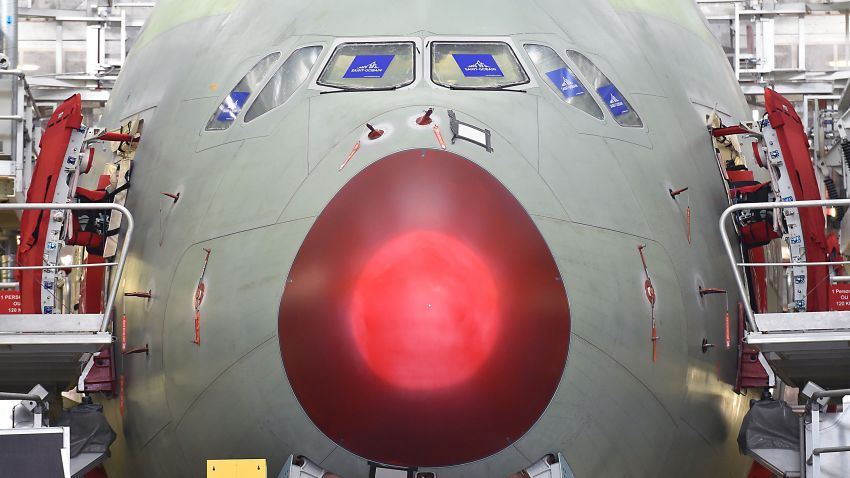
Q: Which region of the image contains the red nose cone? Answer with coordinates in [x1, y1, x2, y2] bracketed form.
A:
[352, 230, 500, 390]
[279, 149, 570, 467]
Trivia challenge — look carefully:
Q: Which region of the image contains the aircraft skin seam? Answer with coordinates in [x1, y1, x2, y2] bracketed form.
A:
[570, 333, 678, 425]
[171, 334, 278, 431]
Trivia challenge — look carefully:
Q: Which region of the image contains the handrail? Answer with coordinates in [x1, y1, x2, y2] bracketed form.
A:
[0, 392, 47, 412]
[0, 202, 134, 332]
[809, 389, 850, 404]
[719, 198, 850, 333]
[810, 446, 850, 460]
[805, 389, 850, 473]
[0, 262, 118, 271]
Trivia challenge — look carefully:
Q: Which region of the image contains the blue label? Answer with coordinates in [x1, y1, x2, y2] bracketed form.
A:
[453, 54, 504, 77]
[344, 55, 395, 79]
[216, 91, 250, 122]
[545, 68, 586, 99]
[597, 84, 630, 117]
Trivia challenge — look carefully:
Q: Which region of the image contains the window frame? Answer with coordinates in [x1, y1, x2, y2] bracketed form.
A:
[520, 42, 606, 122]
[424, 36, 538, 91]
[564, 49, 644, 128]
[309, 37, 423, 93]
[204, 50, 282, 132]
[241, 43, 326, 123]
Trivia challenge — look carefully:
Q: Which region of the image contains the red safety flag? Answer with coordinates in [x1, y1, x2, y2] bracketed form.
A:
[121, 314, 127, 353]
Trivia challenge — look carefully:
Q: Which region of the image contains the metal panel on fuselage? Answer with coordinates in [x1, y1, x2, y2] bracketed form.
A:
[85, 0, 759, 477]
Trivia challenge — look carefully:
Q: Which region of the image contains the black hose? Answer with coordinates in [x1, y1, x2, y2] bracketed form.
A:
[824, 176, 846, 223]
[842, 139, 850, 170]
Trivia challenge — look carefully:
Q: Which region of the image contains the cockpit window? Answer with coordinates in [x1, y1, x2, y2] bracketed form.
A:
[206, 52, 280, 131]
[431, 41, 529, 89]
[565, 50, 643, 127]
[524, 44, 603, 120]
[317, 42, 415, 90]
[245, 46, 323, 122]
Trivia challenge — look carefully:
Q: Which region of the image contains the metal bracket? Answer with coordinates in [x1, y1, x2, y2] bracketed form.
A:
[447, 110, 492, 153]
[278, 455, 333, 478]
[523, 453, 576, 478]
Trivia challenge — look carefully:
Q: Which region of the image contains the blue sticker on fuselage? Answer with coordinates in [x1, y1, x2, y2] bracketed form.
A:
[597, 84, 630, 117]
[344, 55, 395, 78]
[453, 54, 504, 77]
[216, 91, 250, 122]
[545, 68, 586, 99]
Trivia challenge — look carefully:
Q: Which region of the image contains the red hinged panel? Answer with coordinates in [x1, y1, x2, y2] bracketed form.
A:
[765, 88, 830, 312]
[16, 94, 83, 314]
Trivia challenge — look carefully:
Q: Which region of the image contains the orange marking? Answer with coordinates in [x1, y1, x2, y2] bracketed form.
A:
[434, 125, 446, 150]
[194, 309, 201, 346]
[121, 314, 127, 353]
[193, 249, 211, 346]
[652, 324, 658, 363]
[725, 311, 732, 349]
[119, 374, 125, 416]
[639, 245, 658, 364]
[339, 141, 361, 171]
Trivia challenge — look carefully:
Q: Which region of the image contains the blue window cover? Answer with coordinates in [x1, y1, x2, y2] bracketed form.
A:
[452, 54, 504, 77]
[344, 55, 395, 78]
[545, 68, 586, 99]
[216, 91, 251, 122]
[597, 84, 630, 117]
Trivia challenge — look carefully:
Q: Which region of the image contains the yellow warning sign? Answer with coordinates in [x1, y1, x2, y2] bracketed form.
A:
[207, 459, 267, 478]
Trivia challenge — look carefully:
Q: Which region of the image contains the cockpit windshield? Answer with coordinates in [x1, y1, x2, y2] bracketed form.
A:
[524, 44, 603, 120]
[431, 41, 529, 89]
[206, 52, 280, 131]
[317, 42, 415, 90]
[565, 50, 643, 128]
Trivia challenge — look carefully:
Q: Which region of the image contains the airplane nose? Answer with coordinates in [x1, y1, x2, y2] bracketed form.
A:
[278, 149, 570, 467]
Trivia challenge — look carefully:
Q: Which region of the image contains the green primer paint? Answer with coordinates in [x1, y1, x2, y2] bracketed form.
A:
[607, 0, 713, 42]
[134, 0, 241, 50]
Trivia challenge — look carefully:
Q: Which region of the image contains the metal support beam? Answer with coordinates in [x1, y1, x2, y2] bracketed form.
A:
[55, 22, 62, 75]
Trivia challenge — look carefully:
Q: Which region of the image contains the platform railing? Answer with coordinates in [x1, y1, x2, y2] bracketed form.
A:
[807, 389, 850, 478]
[719, 198, 850, 332]
[0, 203, 133, 332]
